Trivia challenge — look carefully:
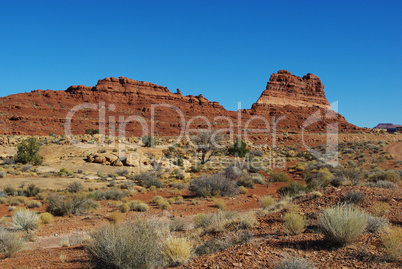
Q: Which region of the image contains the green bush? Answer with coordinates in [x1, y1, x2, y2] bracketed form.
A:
[86, 219, 170, 269]
[270, 171, 289, 182]
[228, 139, 249, 157]
[142, 135, 154, 147]
[85, 128, 99, 135]
[133, 172, 164, 188]
[318, 205, 367, 245]
[15, 137, 42, 165]
[23, 183, 41, 197]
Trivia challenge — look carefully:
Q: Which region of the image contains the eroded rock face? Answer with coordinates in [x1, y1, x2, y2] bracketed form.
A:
[0, 72, 360, 136]
[255, 70, 330, 109]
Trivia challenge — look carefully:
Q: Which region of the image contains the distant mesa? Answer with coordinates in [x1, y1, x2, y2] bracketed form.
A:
[0, 70, 360, 136]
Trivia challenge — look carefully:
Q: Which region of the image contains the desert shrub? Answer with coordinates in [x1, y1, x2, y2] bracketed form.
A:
[366, 215, 389, 234]
[0, 171, 6, 178]
[130, 200, 149, 212]
[169, 218, 189, 232]
[0, 197, 8, 204]
[214, 199, 227, 210]
[342, 191, 365, 205]
[115, 169, 129, 177]
[373, 202, 391, 217]
[67, 182, 83, 193]
[39, 212, 53, 224]
[46, 193, 100, 216]
[230, 211, 258, 230]
[330, 177, 344, 187]
[334, 168, 363, 186]
[259, 195, 276, 209]
[249, 150, 264, 157]
[142, 135, 154, 147]
[189, 173, 239, 197]
[85, 128, 99, 135]
[106, 212, 124, 224]
[372, 180, 396, 189]
[21, 165, 32, 172]
[381, 226, 402, 261]
[2, 158, 15, 165]
[239, 186, 248, 194]
[3, 185, 15, 196]
[86, 219, 169, 269]
[35, 192, 47, 201]
[228, 139, 249, 157]
[284, 213, 306, 235]
[278, 182, 306, 197]
[11, 209, 39, 231]
[133, 172, 164, 188]
[270, 171, 289, 182]
[23, 183, 41, 197]
[318, 205, 367, 245]
[91, 189, 129, 201]
[26, 200, 42, 208]
[118, 203, 130, 213]
[274, 256, 315, 269]
[9, 198, 21, 206]
[0, 230, 24, 257]
[236, 176, 255, 189]
[380, 170, 401, 184]
[15, 137, 42, 165]
[161, 236, 192, 266]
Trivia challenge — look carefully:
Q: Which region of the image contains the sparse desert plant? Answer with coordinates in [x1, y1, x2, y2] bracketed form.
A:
[133, 172, 164, 188]
[0, 229, 24, 257]
[130, 200, 149, 212]
[23, 183, 41, 197]
[275, 256, 315, 269]
[318, 205, 367, 245]
[11, 209, 39, 231]
[106, 212, 125, 224]
[270, 171, 289, 182]
[189, 173, 239, 197]
[278, 181, 306, 197]
[118, 203, 130, 213]
[342, 191, 365, 205]
[21, 165, 32, 172]
[115, 169, 129, 177]
[372, 180, 396, 189]
[67, 182, 83, 193]
[162, 236, 192, 266]
[259, 195, 276, 209]
[239, 186, 248, 194]
[85, 128, 99, 135]
[39, 212, 53, 224]
[366, 215, 389, 234]
[3, 185, 15, 196]
[380, 225, 402, 261]
[142, 135, 154, 147]
[26, 200, 42, 208]
[15, 137, 42, 165]
[284, 213, 306, 235]
[0, 171, 6, 178]
[214, 199, 227, 210]
[373, 202, 391, 217]
[169, 218, 189, 232]
[0, 197, 8, 204]
[192, 131, 224, 164]
[86, 219, 170, 269]
[9, 198, 21, 206]
[46, 193, 99, 216]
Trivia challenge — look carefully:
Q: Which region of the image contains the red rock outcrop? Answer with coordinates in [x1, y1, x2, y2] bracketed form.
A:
[254, 70, 330, 109]
[0, 72, 361, 137]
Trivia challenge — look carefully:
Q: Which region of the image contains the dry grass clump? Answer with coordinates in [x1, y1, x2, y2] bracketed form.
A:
[318, 205, 367, 246]
[26, 200, 42, 208]
[274, 255, 315, 269]
[259, 195, 276, 209]
[373, 202, 391, 217]
[86, 219, 170, 269]
[284, 212, 306, 235]
[11, 209, 39, 231]
[214, 199, 227, 210]
[380, 225, 402, 261]
[152, 196, 171, 210]
[161, 236, 192, 266]
[130, 200, 149, 212]
[0, 229, 24, 257]
[39, 212, 53, 224]
[106, 212, 125, 224]
[194, 211, 258, 233]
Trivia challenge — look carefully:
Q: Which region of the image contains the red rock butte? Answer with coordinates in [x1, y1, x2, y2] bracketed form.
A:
[0, 70, 360, 136]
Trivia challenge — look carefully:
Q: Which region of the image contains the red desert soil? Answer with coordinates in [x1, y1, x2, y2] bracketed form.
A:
[386, 141, 402, 160]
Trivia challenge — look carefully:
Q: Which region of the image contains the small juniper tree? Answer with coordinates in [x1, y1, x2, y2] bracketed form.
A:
[228, 138, 249, 157]
[15, 137, 42, 165]
[192, 131, 224, 164]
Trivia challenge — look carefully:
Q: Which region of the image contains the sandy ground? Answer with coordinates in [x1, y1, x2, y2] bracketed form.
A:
[386, 141, 402, 160]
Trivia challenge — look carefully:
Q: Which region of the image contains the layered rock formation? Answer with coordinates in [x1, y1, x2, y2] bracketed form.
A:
[0, 71, 360, 137]
[254, 70, 330, 109]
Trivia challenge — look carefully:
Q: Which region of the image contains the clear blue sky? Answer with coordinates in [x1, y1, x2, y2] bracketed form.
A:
[0, 0, 401, 128]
